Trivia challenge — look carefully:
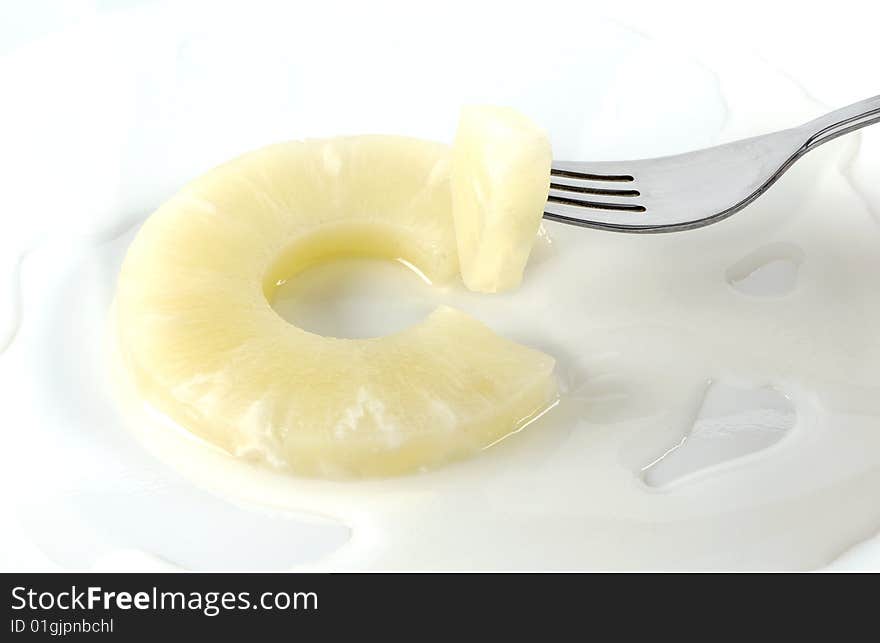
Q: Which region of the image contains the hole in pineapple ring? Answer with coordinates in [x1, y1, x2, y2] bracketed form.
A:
[271, 257, 438, 339]
[263, 223, 444, 339]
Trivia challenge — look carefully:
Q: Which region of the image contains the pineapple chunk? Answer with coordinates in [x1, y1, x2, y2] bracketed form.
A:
[452, 106, 552, 293]
[116, 136, 557, 478]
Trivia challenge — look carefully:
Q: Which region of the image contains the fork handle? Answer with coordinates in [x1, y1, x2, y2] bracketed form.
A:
[800, 94, 880, 151]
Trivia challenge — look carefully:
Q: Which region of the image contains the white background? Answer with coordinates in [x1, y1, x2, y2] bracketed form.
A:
[0, 0, 877, 570]
[1, 0, 877, 104]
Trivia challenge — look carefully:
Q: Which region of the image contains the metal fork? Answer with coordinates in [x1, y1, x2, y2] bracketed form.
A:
[543, 95, 880, 233]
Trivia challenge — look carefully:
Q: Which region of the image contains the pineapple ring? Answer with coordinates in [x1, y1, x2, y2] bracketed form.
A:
[116, 136, 557, 478]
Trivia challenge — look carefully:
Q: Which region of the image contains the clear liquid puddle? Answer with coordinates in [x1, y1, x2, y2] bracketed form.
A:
[643, 381, 796, 487]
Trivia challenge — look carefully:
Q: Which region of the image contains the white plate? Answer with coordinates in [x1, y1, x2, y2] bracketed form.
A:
[0, 1, 878, 571]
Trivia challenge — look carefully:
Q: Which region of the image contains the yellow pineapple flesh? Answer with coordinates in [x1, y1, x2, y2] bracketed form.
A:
[451, 105, 552, 293]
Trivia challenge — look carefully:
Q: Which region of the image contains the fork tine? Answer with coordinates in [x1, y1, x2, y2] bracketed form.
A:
[544, 200, 650, 231]
[547, 172, 645, 211]
[549, 178, 640, 198]
[548, 160, 646, 213]
[546, 194, 646, 212]
[551, 164, 634, 182]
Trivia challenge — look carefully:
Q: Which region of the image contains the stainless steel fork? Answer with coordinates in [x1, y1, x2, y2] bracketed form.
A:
[544, 95, 880, 233]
